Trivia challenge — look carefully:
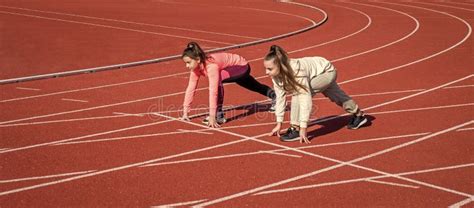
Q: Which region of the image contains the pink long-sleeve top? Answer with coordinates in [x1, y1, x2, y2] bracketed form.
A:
[183, 52, 248, 117]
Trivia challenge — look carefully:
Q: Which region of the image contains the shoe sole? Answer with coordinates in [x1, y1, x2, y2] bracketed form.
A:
[280, 137, 300, 142]
[348, 117, 368, 129]
[202, 120, 227, 125]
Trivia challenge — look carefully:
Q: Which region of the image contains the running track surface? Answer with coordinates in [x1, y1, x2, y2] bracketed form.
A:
[0, 0, 473, 207]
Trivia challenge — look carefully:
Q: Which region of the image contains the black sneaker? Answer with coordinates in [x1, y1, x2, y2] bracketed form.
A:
[347, 115, 367, 129]
[280, 127, 300, 142]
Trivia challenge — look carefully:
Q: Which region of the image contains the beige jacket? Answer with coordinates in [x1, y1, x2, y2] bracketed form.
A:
[272, 56, 335, 128]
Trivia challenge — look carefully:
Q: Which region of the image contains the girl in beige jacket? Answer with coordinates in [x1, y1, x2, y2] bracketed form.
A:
[264, 45, 367, 143]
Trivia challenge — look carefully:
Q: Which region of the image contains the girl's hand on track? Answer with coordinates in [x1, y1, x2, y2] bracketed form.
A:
[207, 117, 220, 128]
[180, 115, 190, 121]
[269, 123, 282, 137]
[299, 128, 311, 144]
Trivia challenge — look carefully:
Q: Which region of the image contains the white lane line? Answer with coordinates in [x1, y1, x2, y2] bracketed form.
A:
[16, 99, 474, 147]
[262, 0, 421, 83]
[0, 0, 424, 113]
[327, 2, 420, 63]
[256, 163, 474, 195]
[449, 197, 474, 208]
[2, 74, 470, 197]
[61, 98, 89, 103]
[0, 148, 9, 151]
[309, 75, 474, 128]
[56, 99, 467, 147]
[274, 132, 430, 151]
[365, 179, 420, 189]
[52, 131, 180, 146]
[0, 133, 258, 196]
[369, 103, 474, 116]
[0, 1, 330, 103]
[112, 112, 144, 117]
[141, 151, 263, 167]
[7, 100, 266, 147]
[0, 1, 438, 200]
[194, 75, 474, 206]
[5, 87, 472, 149]
[53, 121, 273, 146]
[456, 127, 474, 132]
[0, 114, 133, 128]
[200, 124, 474, 206]
[0, 5, 341, 128]
[0, 5, 261, 40]
[259, 150, 302, 158]
[0, 71, 189, 103]
[0, 1, 324, 85]
[0, 11, 233, 45]
[363, 75, 474, 112]
[177, 128, 213, 135]
[444, 84, 474, 89]
[15, 87, 40, 91]
[0, 1, 462, 197]
[148, 84, 474, 207]
[415, 2, 474, 12]
[2, 87, 424, 127]
[0, 3, 346, 104]
[0, 88, 186, 125]
[334, 88, 427, 99]
[446, 1, 474, 7]
[332, 2, 471, 85]
[151, 199, 208, 208]
[268, 3, 372, 55]
[0, 170, 96, 183]
[142, 132, 428, 167]
[142, 149, 301, 168]
[198, 121, 474, 207]
[0, 119, 175, 153]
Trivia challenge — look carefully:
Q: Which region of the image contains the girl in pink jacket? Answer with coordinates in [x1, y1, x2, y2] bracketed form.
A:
[181, 42, 275, 128]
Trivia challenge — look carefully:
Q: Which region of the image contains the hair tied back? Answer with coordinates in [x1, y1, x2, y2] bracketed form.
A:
[269, 45, 277, 53]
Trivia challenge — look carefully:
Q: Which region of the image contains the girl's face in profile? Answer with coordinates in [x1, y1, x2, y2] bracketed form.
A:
[182, 56, 200, 70]
[264, 59, 280, 77]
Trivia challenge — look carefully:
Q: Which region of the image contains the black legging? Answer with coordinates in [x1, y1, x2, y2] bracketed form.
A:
[217, 65, 275, 113]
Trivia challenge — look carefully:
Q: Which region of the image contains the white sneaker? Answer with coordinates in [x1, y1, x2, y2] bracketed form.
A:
[269, 98, 276, 112]
[202, 113, 226, 125]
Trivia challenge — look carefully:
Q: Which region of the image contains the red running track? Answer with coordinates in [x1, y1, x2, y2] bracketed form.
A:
[0, 0, 473, 207]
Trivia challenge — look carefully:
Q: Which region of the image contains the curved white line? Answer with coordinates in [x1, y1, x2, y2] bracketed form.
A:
[0, 2, 325, 84]
[446, 1, 474, 7]
[0, 0, 419, 161]
[0, 1, 471, 201]
[194, 2, 474, 205]
[0, 11, 233, 45]
[0, 170, 96, 183]
[0, 3, 409, 126]
[414, 2, 474, 12]
[337, 1, 472, 85]
[320, 1, 419, 63]
[449, 197, 474, 208]
[255, 3, 373, 57]
[0, 4, 362, 110]
[0, 5, 262, 40]
[257, 163, 474, 196]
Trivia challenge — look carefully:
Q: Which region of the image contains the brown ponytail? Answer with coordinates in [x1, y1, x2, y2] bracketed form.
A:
[182, 42, 208, 66]
[265, 45, 307, 93]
